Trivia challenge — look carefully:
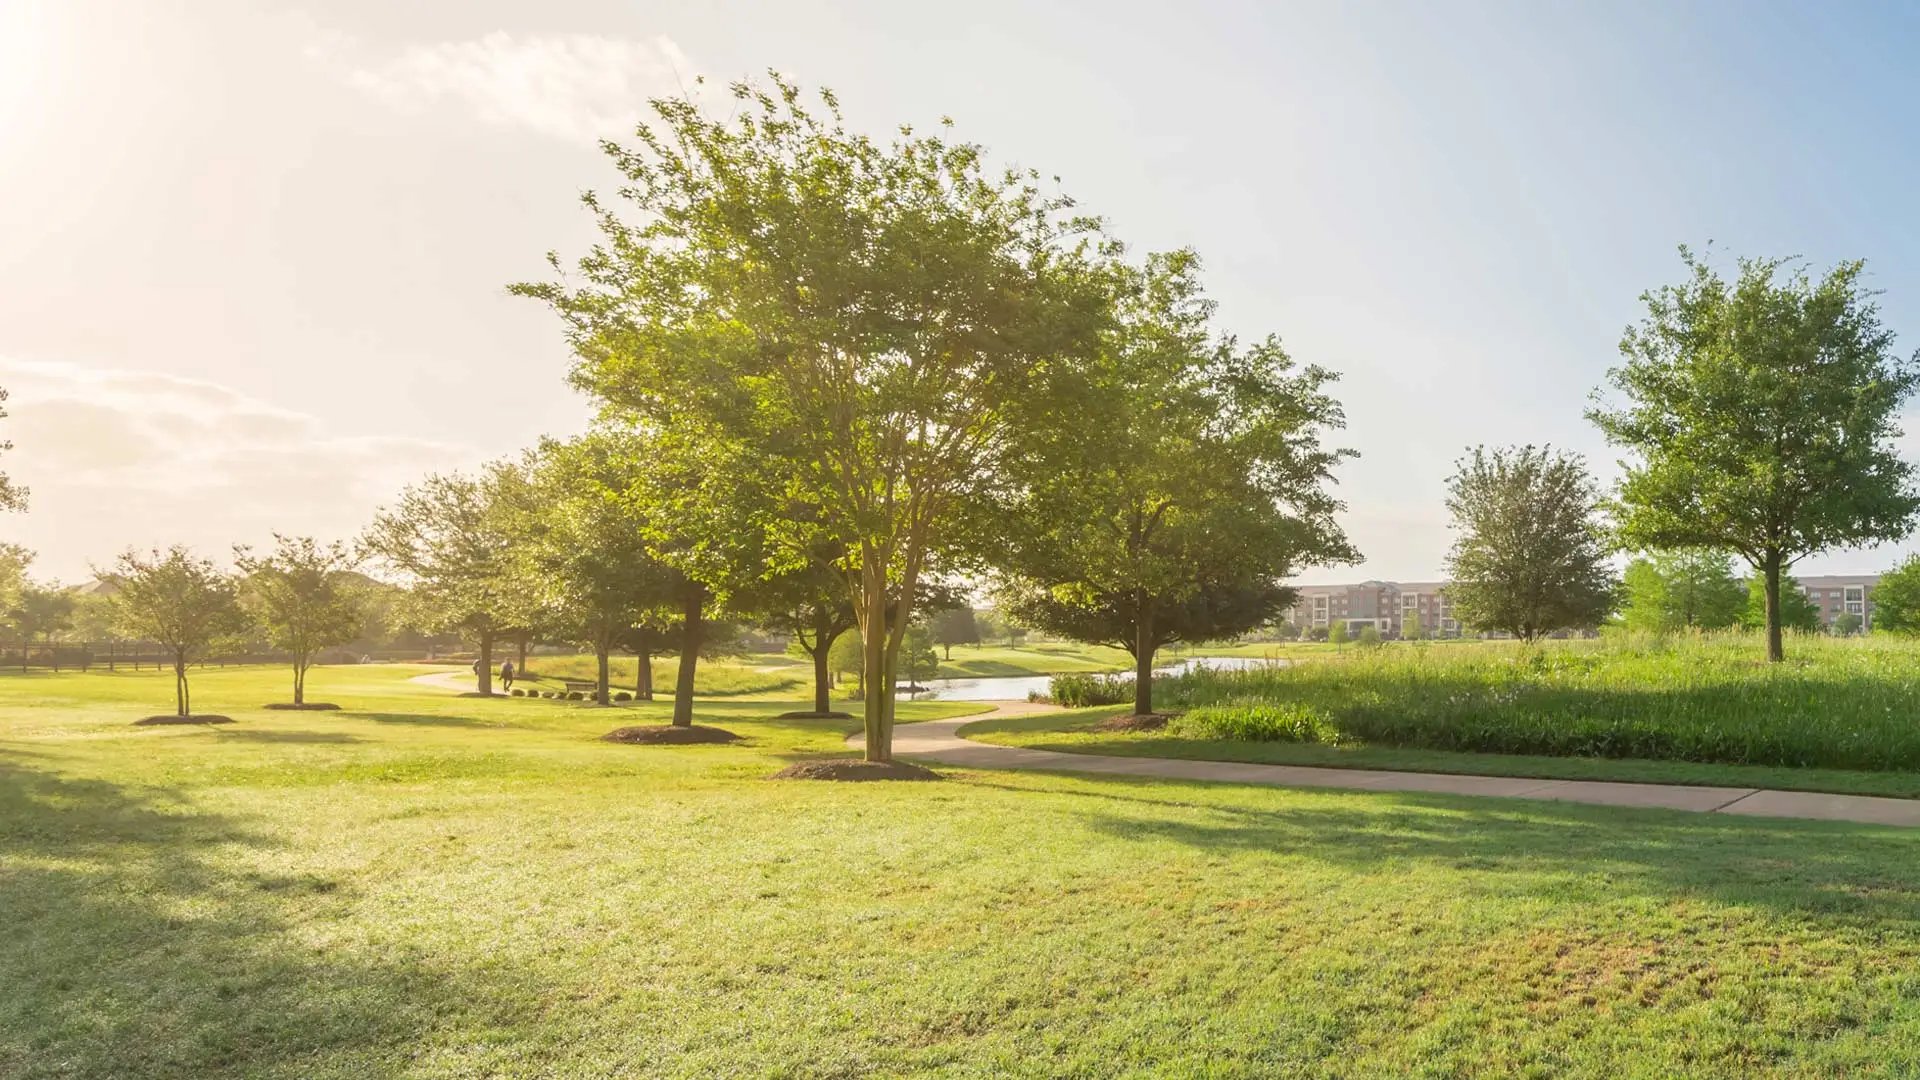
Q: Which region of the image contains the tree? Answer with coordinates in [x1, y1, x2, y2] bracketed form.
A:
[363, 467, 524, 696]
[1443, 445, 1615, 643]
[1328, 620, 1348, 651]
[106, 547, 246, 717]
[929, 607, 980, 660]
[233, 535, 365, 706]
[827, 627, 865, 695]
[1739, 573, 1821, 634]
[1274, 619, 1302, 641]
[1590, 249, 1920, 662]
[993, 251, 1355, 715]
[1832, 611, 1864, 636]
[1400, 615, 1424, 641]
[515, 76, 1108, 762]
[520, 436, 678, 706]
[0, 543, 29, 616]
[1355, 624, 1382, 649]
[1619, 550, 1745, 634]
[902, 624, 940, 688]
[10, 582, 73, 668]
[1872, 555, 1920, 635]
[0, 387, 26, 513]
[756, 555, 859, 717]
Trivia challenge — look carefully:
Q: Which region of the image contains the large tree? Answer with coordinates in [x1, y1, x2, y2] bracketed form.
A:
[1738, 573, 1821, 634]
[363, 467, 525, 696]
[928, 607, 979, 660]
[234, 535, 366, 707]
[1871, 555, 1920, 635]
[1618, 550, 1745, 634]
[107, 547, 247, 717]
[755, 556, 858, 717]
[515, 77, 1108, 760]
[993, 250, 1355, 715]
[1590, 249, 1920, 661]
[1442, 445, 1615, 643]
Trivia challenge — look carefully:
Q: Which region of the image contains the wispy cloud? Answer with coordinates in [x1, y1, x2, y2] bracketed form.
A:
[0, 357, 472, 577]
[310, 31, 698, 144]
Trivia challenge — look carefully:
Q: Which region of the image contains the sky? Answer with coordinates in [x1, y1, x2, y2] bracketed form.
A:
[4, 0, 1920, 584]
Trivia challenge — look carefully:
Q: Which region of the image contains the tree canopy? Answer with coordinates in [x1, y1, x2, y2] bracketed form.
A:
[514, 75, 1110, 759]
[1442, 445, 1615, 642]
[107, 547, 247, 717]
[1618, 550, 1745, 634]
[234, 535, 365, 706]
[1590, 248, 1920, 660]
[0, 387, 26, 514]
[1871, 555, 1920, 635]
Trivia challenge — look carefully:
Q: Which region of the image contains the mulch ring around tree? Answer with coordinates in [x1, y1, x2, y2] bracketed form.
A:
[133, 715, 235, 726]
[1088, 712, 1176, 733]
[262, 703, 342, 711]
[768, 759, 941, 782]
[772, 710, 854, 720]
[600, 724, 742, 745]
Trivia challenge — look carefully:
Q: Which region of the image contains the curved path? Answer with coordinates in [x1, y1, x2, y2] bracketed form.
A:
[853, 702, 1920, 828]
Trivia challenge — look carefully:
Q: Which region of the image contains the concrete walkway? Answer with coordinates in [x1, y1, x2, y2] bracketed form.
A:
[853, 703, 1920, 828]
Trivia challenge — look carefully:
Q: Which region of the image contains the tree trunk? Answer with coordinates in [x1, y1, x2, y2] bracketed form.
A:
[1763, 554, 1785, 663]
[861, 562, 890, 763]
[636, 648, 653, 700]
[672, 586, 704, 726]
[174, 650, 189, 716]
[1133, 603, 1156, 716]
[595, 640, 611, 706]
[517, 633, 530, 676]
[811, 627, 838, 715]
[477, 629, 494, 695]
[293, 655, 305, 706]
[943, 643, 951, 660]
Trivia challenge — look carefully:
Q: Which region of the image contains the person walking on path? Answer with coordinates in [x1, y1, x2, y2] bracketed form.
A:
[500, 660, 516, 693]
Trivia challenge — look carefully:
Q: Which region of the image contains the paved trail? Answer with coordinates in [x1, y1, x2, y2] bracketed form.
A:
[852, 702, 1920, 828]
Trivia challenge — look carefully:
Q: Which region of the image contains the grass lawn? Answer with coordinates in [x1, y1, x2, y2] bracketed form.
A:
[934, 641, 1135, 677]
[513, 653, 808, 697]
[12, 664, 1920, 1076]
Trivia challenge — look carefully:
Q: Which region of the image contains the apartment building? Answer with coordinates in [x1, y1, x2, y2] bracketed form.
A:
[1281, 573, 1881, 636]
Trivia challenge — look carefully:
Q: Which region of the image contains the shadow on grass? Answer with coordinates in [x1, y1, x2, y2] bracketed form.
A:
[213, 730, 364, 745]
[0, 751, 538, 1077]
[960, 772, 1920, 922]
[344, 711, 508, 729]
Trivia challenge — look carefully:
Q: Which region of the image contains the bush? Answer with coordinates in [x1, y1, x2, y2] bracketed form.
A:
[1356, 625, 1382, 649]
[1049, 672, 1133, 708]
[1175, 699, 1344, 744]
[566, 691, 585, 701]
[510, 688, 525, 697]
[613, 691, 633, 702]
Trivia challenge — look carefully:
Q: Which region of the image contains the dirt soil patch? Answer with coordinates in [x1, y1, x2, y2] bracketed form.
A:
[1088, 712, 1174, 733]
[769, 760, 941, 782]
[773, 710, 854, 720]
[262, 703, 342, 711]
[600, 724, 742, 745]
[133, 714, 235, 726]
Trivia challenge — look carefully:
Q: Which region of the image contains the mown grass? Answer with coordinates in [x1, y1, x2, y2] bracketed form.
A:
[13, 663, 1920, 1076]
[510, 653, 809, 696]
[934, 641, 1135, 677]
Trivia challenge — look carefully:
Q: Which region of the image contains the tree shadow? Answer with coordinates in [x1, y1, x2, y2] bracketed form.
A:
[0, 751, 537, 1077]
[213, 730, 363, 744]
[960, 773, 1920, 923]
[343, 711, 508, 729]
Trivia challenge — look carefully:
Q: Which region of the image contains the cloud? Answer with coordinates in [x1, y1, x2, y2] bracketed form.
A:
[0, 358, 473, 579]
[311, 31, 698, 144]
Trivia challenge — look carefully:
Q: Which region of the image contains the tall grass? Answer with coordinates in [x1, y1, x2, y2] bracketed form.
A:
[1048, 672, 1134, 708]
[1155, 632, 1920, 771]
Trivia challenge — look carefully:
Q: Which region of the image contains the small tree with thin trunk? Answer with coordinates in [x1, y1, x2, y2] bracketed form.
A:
[234, 535, 365, 706]
[929, 607, 980, 661]
[1590, 249, 1920, 661]
[1443, 445, 1615, 643]
[107, 547, 246, 717]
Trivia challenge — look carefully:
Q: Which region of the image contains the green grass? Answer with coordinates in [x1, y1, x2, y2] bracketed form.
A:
[14, 664, 1920, 1076]
[513, 653, 807, 697]
[1142, 633, 1920, 773]
[933, 641, 1135, 677]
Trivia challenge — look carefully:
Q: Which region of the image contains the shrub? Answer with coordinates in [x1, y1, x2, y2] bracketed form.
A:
[510, 688, 525, 697]
[1049, 672, 1133, 708]
[1175, 699, 1344, 744]
[1356, 625, 1382, 649]
[566, 691, 585, 701]
[613, 691, 632, 702]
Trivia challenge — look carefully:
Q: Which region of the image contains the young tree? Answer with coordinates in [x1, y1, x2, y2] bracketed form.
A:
[756, 556, 859, 717]
[107, 547, 246, 717]
[233, 535, 365, 706]
[0, 387, 26, 513]
[1443, 445, 1615, 642]
[902, 624, 940, 688]
[1619, 550, 1745, 634]
[515, 76, 1108, 762]
[1871, 555, 1920, 635]
[827, 627, 865, 696]
[521, 436, 678, 706]
[363, 467, 524, 696]
[1590, 249, 1920, 661]
[1328, 620, 1348, 651]
[1738, 574, 1821, 634]
[928, 607, 980, 660]
[0, 543, 29, 615]
[993, 251, 1355, 715]
[9, 582, 73, 668]
[1832, 611, 1864, 636]
[1355, 624, 1382, 649]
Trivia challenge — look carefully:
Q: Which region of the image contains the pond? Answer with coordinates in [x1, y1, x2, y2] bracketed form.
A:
[909, 654, 1285, 702]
